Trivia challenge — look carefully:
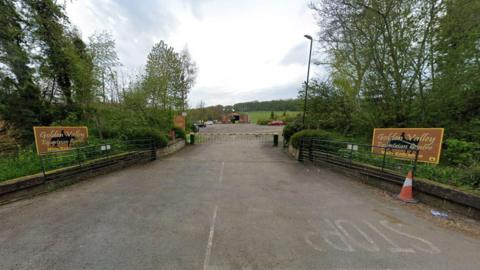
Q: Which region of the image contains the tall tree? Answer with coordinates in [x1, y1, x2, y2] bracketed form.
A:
[178, 49, 197, 111]
[68, 29, 95, 108]
[143, 41, 186, 111]
[0, 0, 46, 141]
[88, 31, 120, 103]
[310, 0, 443, 128]
[430, 0, 480, 140]
[26, 0, 75, 108]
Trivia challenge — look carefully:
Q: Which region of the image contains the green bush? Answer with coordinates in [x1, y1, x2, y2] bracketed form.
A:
[289, 129, 337, 149]
[173, 127, 186, 139]
[256, 119, 270, 125]
[94, 126, 122, 139]
[122, 127, 169, 148]
[416, 164, 479, 190]
[282, 118, 304, 144]
[282, 114, 298, 124]
[442, 139, 480, 167]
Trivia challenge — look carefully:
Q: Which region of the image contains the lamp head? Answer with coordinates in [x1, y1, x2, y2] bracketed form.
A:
[304, 34, 313, 40]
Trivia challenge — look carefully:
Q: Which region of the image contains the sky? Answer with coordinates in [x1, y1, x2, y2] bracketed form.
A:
[66, 0, 325, 107]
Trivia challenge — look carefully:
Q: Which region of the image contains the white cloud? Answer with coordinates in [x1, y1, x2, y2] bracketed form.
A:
[66, 0, 322, 106]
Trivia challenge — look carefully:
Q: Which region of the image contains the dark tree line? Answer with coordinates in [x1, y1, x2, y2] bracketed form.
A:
[233, 99, 299, 112]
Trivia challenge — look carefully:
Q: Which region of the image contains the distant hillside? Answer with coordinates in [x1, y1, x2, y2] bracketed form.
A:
[233, 99, 299, 112]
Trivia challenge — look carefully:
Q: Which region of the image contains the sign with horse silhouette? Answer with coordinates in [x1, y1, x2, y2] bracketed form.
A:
[371, 128, 444, 164]
[33, 126, 88, 155]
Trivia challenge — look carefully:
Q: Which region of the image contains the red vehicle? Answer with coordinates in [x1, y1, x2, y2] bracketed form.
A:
[269, 120, 285, 126]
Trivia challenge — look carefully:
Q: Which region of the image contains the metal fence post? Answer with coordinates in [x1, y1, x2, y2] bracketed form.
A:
[381, 148, 387, 172]
[190, 133, 195, 145]
[413, 149, 419, 174]
[150, 139, 156, 161]
[298, 138, 304, 162]
[40, 155, 46, 178]
[325, 141, 329, 163]
[76, 148, 82, 167]
[349, 145, 354, 167]
[308, 138, 313, 162]
[105, 144, 110, 159]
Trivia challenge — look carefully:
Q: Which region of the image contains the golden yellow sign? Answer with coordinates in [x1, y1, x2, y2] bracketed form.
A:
[371, 128, 444, 164]
[174, 115, 186, 130]
[33, 126, 88, 155]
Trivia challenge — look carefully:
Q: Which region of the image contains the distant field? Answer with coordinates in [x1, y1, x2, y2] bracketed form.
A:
[245, 111, 300, 123]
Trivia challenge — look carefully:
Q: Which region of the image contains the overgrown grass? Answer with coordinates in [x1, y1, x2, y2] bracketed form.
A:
[415, 164, 479, 192]
[245, 111, 300, 124]
[0, 150, 42, 181]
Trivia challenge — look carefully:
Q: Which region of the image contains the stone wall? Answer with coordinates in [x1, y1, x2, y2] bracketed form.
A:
[157, 139, 186, 157]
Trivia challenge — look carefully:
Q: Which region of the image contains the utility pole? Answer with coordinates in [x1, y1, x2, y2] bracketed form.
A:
[302, 34, 313, 126]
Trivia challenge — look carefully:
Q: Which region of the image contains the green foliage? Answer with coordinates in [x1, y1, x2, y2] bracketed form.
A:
[416, 164, 479, 191]
[0, 2, 196, 146]
[289, 129, 338, 149]
[304, 0, 480, 168]
[0, 148, 42, 181]
[27, 0, 77, 107]
[256, 119, 270, 125]
[173, 127, 186, 139]
[88, 31, 120, 102]
[282, 118, 304, 144]
[188, 104, 226, 122]
[442, 139, 480, 167]
[142, 41, 195, 112]
[429, 0, 480, 142]
[122, 127, 168, 148]
[0, 0, 48, 142]
[0, 1, 195, 182]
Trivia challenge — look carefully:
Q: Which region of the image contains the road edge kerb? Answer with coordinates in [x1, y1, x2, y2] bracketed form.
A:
[0, 139, 186, 205]
[287, 145, 480, 220]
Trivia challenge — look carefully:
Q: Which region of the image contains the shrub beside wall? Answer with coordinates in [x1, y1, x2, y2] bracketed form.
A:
[122, 128, 169, 148]
[282, 120, 304, 145]
[289, 129, 339, 149]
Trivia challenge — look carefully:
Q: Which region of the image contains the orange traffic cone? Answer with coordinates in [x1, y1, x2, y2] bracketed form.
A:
[397, 170, 418, 203]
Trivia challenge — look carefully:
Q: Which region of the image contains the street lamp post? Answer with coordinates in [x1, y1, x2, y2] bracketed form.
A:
[302, 34, 313, 126]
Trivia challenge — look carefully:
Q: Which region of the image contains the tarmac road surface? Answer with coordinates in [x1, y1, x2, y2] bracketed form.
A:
[1, 124, 479, 270]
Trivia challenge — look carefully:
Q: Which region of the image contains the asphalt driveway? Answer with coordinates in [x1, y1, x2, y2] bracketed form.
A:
[1, 124, 479, 269]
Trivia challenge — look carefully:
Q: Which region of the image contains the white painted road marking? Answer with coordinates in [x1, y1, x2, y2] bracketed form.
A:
[379, 220, 440, 254]
[335, 219, 379, 252]
[363, 220, 415, 253]
[204, 161, 224, 269]
[204, 205, 218, 270]
[305, 219, 440, 254]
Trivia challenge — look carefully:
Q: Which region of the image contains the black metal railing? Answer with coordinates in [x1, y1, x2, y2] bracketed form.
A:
[39, 139, 155, 177]
[298, 138, 419, 176]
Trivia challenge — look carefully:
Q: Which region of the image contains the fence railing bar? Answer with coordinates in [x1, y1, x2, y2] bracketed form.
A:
[299, 137, 419, 177]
